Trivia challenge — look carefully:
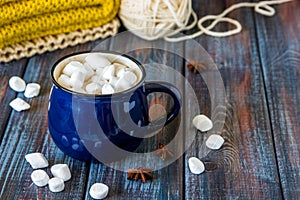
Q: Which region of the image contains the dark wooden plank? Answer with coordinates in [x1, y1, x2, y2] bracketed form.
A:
[84, 34, 185, 199]
[184, 0, 282, 199]
[0, 59, 27, 139]
[0, 45, 94, 199]
[254, 0, 300, 198]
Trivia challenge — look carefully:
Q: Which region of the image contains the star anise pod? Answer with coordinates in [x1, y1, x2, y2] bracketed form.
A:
[154, 143, 174, 160]
[187, 61, 207, 74]
[126, 167, 153, 183]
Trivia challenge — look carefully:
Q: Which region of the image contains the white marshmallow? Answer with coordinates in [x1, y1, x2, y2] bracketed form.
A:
[116, 67, 126, 78]
[188, 157, 205, 174]
[109, 76, 118, 86]
[63, 61, 85, 76]
[51, 164, 71, 181]
[206, 134, 225, 150]
[72, 87, 86, 94]
[89, 183, 109, 199]
[25, 152, 49, 169]
[57, 74, 71, 87]
[102, 83, 115, 95]
[48, 177, 65, 193]
[115, 77, 132, 92]
[9, 76, 26, 92]
[85, 54, 111, 69]
[121, 71, 137, 85]
[90, 75, 104, 83]
[83, 62, 95, 80]
[86, 82, 102, 94]
[102, 64, 115, 80]
[192, 114, 213, 132]
[24, 83, 41, 98]
[95, 67, 104, 76]
[9, 98, 30, 112]
[31, 169, 49, 187]
[70, 71, 85, 88]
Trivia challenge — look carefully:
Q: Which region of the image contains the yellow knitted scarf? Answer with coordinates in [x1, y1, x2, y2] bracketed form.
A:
[0, 0, 120, 49]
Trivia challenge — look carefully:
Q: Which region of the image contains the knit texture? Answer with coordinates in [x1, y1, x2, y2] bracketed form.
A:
[0, 18, 120, 62]
[0, 0, 120, 49]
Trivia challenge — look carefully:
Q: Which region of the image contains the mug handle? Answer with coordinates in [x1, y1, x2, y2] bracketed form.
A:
[144, 81, 182, 125]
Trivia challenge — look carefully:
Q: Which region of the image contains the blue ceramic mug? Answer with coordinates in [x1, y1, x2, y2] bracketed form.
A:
[48, 51, 181, 161]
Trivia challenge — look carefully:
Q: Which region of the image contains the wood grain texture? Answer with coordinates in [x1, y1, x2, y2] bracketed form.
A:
[85, 34, 185, 199]
[183, 0, 283, 199]
[0, 59, 27, 140]
[254, 0, 300, 198]
[0, 0, 299, 199]
[0, 46, 91, 199]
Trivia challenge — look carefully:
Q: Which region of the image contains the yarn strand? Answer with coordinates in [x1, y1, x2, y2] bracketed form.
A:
[165, 0, 294, 42]
[119, 0, 294, 42]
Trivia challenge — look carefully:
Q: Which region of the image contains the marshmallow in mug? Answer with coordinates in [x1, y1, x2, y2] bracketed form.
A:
[55, 53, 141, 95]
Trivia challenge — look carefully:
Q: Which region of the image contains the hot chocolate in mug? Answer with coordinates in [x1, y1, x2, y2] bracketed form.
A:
[48, 51, 181, 161]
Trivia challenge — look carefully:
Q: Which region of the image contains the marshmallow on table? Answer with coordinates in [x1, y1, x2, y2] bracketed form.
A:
[188, 157, 205, 174]
[24, 83, 41, 98]
[25, 152, 49, 169]
[89, 183, 109, 199]
[9, 76, 26, 92]
[48, 177, 65, 193]
[102, 83, 115, 95]
[9, 98, 30, 112]
[51, 164, 71, 181]
[85, 54, 111, 69]
[206, 134, 225, 150]
[192, 114, 213, 132]
[31, 169, 49, 187]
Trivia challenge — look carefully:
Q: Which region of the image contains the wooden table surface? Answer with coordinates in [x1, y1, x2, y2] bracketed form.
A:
[1, 0, 299, 199]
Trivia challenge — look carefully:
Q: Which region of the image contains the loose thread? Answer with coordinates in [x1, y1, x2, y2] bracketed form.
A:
[119, 0, 294, 42]
[165, 0, 294, 42]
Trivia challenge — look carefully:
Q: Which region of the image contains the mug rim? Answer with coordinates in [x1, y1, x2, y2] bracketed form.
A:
[50, 51, 146, 97]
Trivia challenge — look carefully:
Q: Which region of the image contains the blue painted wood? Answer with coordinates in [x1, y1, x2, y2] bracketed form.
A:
[184, 0, 283, 199]
[0, 46, 91, 199]
[254, 0, 300, 198]
[0, 59, 27, 140]
[84, 35, 185, 199]
[0, 0, 299, 199]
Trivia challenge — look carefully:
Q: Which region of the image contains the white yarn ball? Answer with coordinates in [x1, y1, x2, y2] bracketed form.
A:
[119, 0, 195, 40]
[118, 0, 290, 42]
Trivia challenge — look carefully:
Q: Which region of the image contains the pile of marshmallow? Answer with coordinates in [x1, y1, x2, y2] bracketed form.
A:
[25, 152, 71, 192]
[188, 114, 225, 175]
[25, 152, 109, 199]
[8, 76, 41, 112]
[57, 54, 139, 95]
